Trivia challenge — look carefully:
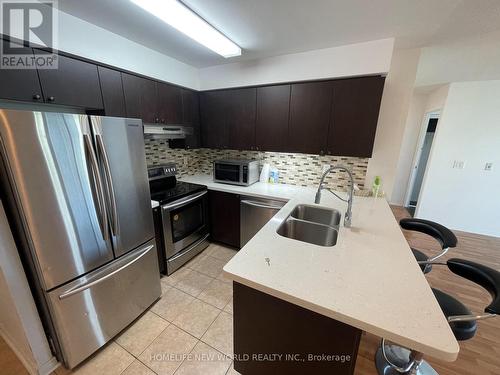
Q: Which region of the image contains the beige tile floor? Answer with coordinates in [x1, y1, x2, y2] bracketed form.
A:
[53, 243, 240, 375]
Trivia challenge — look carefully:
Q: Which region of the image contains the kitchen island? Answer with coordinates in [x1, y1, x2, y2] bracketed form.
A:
[181, 174, 459, 374]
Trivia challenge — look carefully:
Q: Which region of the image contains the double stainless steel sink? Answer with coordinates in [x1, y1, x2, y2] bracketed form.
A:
[277, 204, 341, 246]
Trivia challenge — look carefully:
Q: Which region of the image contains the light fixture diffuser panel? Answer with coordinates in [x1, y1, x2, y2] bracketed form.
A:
[130, 0, 242, 58]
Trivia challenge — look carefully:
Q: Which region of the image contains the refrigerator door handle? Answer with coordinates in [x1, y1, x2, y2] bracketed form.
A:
[58, 244, 154, 300]
[95, 133, 119, 236]
[83, 133, 109, 242]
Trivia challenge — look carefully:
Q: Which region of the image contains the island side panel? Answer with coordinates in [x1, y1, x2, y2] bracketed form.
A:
[233, 282, 361, 375]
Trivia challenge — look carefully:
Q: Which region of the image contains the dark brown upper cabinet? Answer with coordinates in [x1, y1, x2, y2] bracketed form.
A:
[122, 73, 157, 123]
[36, 52, 103, 109]
[328, 76, 385, 157]
[181, 89, 200, 149]
[226, 88, 256, 151]
[288, 81, 333, 154]
[200, 90, 228, 149]
[0, 40, 44, 103]
[98, 66, 126, 117]
[255, 85, 291, 152]
[157, 82, 182, 124]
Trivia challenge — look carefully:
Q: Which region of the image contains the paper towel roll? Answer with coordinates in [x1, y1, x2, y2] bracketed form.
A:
[260, 163, 270, 183]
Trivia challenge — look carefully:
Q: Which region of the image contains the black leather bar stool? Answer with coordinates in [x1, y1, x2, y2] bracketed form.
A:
[375, 258, 500, 374]
[400, 218, 458, 274]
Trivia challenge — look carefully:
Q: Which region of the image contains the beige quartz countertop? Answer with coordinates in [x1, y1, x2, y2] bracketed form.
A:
[180, 174, 459, 362]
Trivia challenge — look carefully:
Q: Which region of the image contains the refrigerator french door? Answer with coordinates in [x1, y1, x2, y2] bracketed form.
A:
[0, 109, 160, 368]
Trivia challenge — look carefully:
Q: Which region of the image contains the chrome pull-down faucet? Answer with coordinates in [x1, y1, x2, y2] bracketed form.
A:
[315, 165, 354, 227]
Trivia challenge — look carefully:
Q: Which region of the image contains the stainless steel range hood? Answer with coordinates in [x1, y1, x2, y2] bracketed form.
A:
[143, 124, 192, 140]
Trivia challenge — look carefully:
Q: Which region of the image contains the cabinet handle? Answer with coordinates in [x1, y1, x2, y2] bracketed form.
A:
[33, 94, 41, 100]
[48, 96, 55, 102]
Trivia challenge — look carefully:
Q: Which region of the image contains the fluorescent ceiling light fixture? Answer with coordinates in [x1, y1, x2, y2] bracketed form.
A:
[130, 0, 241, 58]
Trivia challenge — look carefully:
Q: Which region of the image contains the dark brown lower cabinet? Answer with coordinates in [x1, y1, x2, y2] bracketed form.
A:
[208, 190, 240, 248]
[233, 282, 361, 375]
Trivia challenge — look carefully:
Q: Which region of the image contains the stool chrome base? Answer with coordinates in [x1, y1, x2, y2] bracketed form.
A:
[375, 345, 438, 375]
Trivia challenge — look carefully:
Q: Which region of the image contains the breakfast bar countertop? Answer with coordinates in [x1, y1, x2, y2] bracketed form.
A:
[180, 174, 459, 362]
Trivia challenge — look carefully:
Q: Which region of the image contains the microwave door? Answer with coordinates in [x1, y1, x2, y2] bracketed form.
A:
[214, 163, 241, 182]
[0, 110, 114, 290]
[90, 116, 154, 258]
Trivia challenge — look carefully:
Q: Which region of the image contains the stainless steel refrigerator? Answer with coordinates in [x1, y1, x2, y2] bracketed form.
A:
[0, 109, 161, 368]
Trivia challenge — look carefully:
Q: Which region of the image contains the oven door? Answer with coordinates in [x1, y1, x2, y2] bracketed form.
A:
[161, 190, 209, 259]
[214, 162, 242, 184]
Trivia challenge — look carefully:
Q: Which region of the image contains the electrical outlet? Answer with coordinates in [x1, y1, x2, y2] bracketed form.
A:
[452, 160, 465, 169]
[485, 162, 493, 171]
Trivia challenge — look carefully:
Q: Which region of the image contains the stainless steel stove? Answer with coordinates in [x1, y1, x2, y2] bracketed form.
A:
[149, 164, 209, 275]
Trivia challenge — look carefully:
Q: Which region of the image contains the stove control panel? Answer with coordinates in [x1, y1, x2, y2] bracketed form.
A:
[148, 163, 177, 180]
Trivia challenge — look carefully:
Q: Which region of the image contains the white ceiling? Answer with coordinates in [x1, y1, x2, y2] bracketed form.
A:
[58, 0, 500, 68]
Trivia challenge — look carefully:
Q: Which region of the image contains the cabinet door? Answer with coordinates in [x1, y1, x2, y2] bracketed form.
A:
[328, 76, 385, 157]
[182, 89, 200, 149]
[200, 91, 227, 149]
[157, 82, 182, 124]
[208, 190, 240, 248]
[0, 40, 43, 102]
[288, 81, 332, 154]
[227, 88, 256, 150]
[255, 85, 290, 152]
[122, 73, 157, 123]
[98, 66, 126, 117]
[36, 52, 103, 109]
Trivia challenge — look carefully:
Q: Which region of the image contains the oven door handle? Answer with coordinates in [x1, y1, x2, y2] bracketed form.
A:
[162, 190, 207, 211]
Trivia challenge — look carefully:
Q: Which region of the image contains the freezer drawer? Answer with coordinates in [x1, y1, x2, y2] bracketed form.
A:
[47, 239, 160, 368]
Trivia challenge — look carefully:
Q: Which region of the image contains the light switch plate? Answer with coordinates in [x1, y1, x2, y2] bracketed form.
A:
[485, 162, 493, 171]
[452, 160, 465, 169]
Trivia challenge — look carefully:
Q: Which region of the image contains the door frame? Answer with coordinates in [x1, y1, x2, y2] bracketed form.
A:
[404, 110, 440, 208]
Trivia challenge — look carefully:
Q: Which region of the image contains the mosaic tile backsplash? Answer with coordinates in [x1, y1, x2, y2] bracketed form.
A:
[144, 139, 369, 191]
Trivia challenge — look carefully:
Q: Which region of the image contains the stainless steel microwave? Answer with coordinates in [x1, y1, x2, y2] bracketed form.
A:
[213, 159, 259, 186]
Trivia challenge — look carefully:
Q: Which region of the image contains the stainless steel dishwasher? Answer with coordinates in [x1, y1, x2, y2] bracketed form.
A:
[240, 196, 287, 247]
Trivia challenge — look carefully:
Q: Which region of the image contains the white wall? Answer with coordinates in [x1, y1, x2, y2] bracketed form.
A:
[198, 38, 394, 90]
[417, 81, 500, 237]
[416, 30, 500, 87]
[390, 92, 427, 204]
[0, 201, 57, 375]
[364, 48, 421, 199]
[5, 4, 200, 89]
[391, 84, 450, 204]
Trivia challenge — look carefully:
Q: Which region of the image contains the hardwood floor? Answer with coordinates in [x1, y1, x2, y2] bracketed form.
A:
[354, 206, 500, 375]
[1, 206, 499, 375]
